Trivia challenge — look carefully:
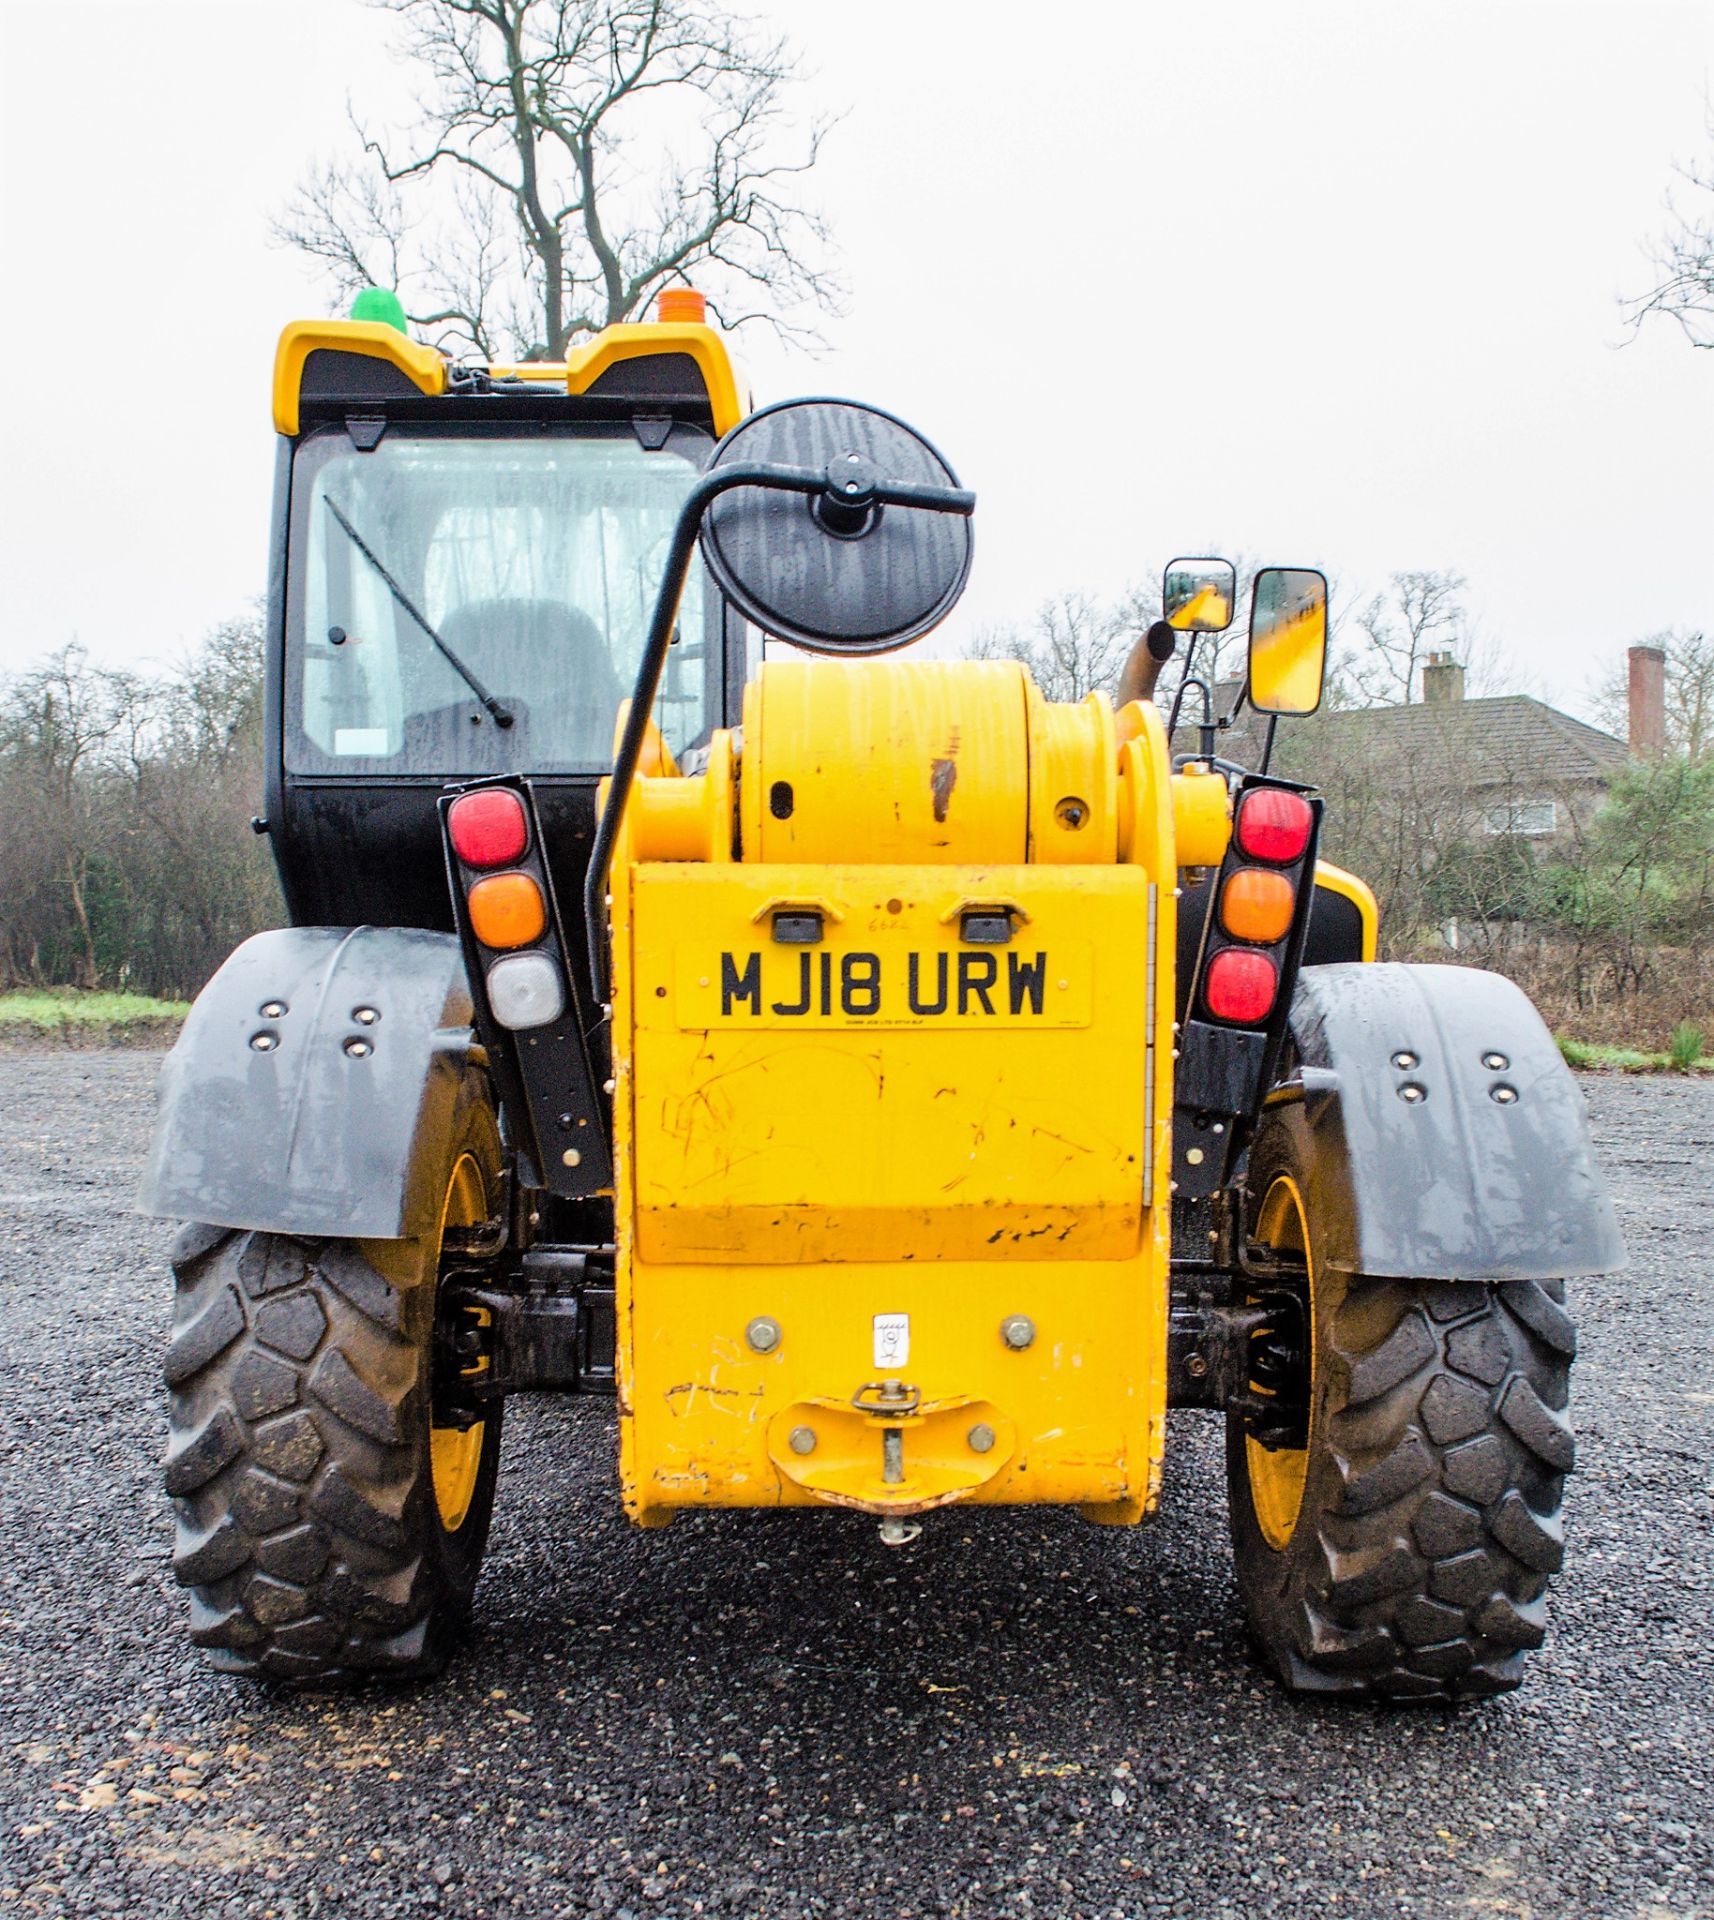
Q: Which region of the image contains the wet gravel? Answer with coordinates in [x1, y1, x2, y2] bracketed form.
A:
[0, 1048, 1709, 1919]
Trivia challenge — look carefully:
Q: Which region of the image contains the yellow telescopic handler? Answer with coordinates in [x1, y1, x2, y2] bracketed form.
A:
[142, 294, 1622, 1698]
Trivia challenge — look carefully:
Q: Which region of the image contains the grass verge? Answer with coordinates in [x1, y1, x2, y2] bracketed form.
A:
[1557, 1034, 1714, 1074]
[0, 990, 188, 1046]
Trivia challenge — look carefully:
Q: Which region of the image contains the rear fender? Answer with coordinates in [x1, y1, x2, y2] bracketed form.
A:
[139, 926, 485, 1239]
[1282, 963, 1624, 1281]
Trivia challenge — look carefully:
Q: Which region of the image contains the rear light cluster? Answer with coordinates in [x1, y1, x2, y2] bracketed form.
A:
[1199, 786, 1317, 1028]
[447, 787, 565, 1031]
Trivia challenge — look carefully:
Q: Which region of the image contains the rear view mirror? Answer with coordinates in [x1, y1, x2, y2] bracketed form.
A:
[1162, 557, 1236, 633]
[1247, 568, 1328, 715]
[699, 398, 973, 655]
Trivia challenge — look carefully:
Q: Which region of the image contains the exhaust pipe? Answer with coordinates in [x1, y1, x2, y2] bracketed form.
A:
[1116, 619, 1179, 707]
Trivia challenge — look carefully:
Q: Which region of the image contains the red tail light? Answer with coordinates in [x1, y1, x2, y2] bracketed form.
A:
[1235, 788, 1313, 865]
[449, 789, 529, 868]
[1204, 947, 1278, 1024]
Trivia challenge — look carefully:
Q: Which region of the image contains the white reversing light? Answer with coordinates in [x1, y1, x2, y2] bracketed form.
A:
[485, 951, 565, 1030]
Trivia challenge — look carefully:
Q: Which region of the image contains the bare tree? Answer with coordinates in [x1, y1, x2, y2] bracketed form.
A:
[1626, 118, 1714, 349]
[1345, 569, 1476, 706]
[964, 592, 1145, 705]
[0, 648, 146, 987]
[277, 0, 842, 360]
[0, 627, 281, 998]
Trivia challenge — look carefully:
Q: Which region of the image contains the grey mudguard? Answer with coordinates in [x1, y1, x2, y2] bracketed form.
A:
[1285, 963, 1625, 1282]
[140, 926, 482, 1239]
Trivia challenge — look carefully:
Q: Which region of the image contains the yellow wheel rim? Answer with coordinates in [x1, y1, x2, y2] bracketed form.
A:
[1245, 1173, 1315, 1552]
[430, 1151, 488, 1533]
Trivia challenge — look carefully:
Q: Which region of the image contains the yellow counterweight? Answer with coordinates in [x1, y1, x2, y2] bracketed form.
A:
[609, 660, 1217, 1528]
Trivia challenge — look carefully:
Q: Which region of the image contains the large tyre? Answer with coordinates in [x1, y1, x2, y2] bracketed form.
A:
[162, 1094, 504, 1682]
[1227, 1103, 1577, 1701]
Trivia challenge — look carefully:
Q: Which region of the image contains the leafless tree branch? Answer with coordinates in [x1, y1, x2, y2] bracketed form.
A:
[275, 0, 845, 361]
[1625, 117, 1714, 348]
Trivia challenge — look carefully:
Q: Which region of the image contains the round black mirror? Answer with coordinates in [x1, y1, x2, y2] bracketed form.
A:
[699, 399, 972, 655]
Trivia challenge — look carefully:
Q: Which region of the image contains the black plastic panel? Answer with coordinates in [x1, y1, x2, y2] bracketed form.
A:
[299, 348, 428, 407]
[1287, 963, 1626, 1281]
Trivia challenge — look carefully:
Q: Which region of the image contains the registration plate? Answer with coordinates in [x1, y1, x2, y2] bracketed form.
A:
[674, 941, 1092, 1029]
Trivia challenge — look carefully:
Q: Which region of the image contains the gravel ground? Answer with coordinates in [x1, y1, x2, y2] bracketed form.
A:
[1, 1049, 1709, 1920]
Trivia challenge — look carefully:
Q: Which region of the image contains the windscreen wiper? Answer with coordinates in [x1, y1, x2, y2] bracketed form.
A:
[322, 496, 514, 729]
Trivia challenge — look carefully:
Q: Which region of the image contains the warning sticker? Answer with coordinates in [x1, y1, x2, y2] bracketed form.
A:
[872, 1313, 910, 1369]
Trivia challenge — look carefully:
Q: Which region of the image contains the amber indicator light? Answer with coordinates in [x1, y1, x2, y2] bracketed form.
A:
[1220, 867, 1295, 945]
[467, 871, 547, 950]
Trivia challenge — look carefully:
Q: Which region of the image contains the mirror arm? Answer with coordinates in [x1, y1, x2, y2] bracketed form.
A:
[1164, 637, 1200, 739]
[1167, 670, 1217, 756]
[584, 461, 976, 1012]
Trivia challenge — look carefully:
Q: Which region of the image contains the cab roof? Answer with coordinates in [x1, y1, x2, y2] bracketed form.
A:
[273, 316, 748, 439]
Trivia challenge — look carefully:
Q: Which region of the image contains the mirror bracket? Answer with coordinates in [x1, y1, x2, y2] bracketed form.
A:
[581, 409, 975, 1009]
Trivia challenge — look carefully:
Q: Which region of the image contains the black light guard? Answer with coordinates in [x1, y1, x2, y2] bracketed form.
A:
[439, 775, 612, 1199]
[1172, 776, 1324, 1197]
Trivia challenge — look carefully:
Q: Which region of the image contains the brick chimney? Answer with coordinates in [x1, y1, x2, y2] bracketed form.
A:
[1421, 651, 1466, 704]
[1628, 643, 1666, 755]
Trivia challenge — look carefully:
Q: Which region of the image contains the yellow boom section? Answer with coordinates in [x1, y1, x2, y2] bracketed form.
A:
[610, 661, 1204, 1529]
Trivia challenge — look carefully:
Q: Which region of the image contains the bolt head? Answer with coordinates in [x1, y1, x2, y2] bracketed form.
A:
[259, 1000, 288, 1020]
[1482, 1051, 1510, 1071]
[343, 1036, 373, 1059]
[788, 1425, 817, 1455]
[1185, 1353, 1208, 1378]
[967, 1422, 996, 1454]
[1490, 1083, 1518, 1105]
[1397, 1081, 1426, 1104]
[1000, 1313, 1036, 1351]
[745, 1315, 782, 1355]
[352, 1005, 380, 1026]
[250, 1030, 278, 1053]
[1391, 1050, 1419, 1071]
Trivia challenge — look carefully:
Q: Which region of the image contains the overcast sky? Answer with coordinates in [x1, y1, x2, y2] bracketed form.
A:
[1, 0, 1708, 720]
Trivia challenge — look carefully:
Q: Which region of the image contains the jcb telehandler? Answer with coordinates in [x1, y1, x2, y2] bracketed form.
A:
[143, 291, 1621, 1699]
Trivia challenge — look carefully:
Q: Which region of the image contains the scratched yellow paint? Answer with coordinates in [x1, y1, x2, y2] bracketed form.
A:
[630, 865, 1145, 1263]
[609, 661, 1181, 1527]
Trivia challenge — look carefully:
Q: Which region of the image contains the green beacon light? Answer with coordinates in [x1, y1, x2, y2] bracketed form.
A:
[350, 286, 409, 335]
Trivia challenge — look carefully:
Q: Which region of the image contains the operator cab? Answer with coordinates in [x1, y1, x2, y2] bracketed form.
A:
[264, 297, 751, 942]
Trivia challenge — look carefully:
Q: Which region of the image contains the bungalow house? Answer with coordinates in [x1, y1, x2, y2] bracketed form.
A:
[1226, 646, 1662, 951]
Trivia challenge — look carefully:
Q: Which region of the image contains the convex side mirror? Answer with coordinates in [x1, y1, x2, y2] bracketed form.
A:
[1162, 557, 1237, 634]
[1247, 568, 1328, 716]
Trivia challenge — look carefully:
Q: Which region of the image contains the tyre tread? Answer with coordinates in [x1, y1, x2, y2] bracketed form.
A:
[1297, 1277, 1574, 1700]
[1229, 1115, 1576, 1705]
[163, 1221, 490, 1684]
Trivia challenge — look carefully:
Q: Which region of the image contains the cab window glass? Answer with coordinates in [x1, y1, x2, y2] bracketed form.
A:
[286, 426, 715, 773]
